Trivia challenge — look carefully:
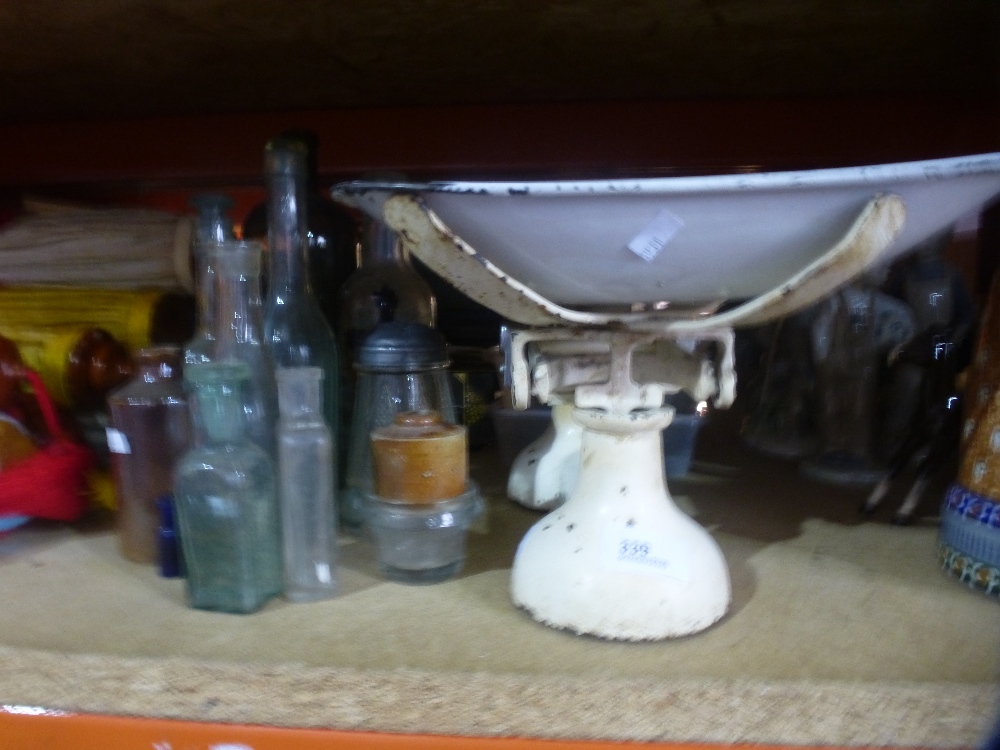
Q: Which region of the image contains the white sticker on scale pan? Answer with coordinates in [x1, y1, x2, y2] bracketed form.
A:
[626, 208, 684, 262]
[600, 521, 690, 583]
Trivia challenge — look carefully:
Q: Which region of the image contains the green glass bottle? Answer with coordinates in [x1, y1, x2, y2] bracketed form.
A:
[173, 362, 283, 614]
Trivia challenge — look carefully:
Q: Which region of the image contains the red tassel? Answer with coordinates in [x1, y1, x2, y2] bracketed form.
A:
[0, 369, 94, 522]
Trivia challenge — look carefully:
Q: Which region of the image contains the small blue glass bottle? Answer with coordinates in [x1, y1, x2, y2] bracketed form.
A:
[174, 362, 283, 614]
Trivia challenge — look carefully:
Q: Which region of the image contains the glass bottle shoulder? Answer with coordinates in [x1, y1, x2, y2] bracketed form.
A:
[176, 442, 275, 486]
[341, 264, 430, 293]
[108, 379, 186, 408]
[265, 300, 338, 369]
[279, 419, 332, 443]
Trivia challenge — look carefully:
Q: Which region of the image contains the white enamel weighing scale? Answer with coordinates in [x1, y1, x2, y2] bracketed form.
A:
[333, 153, 1000, 640]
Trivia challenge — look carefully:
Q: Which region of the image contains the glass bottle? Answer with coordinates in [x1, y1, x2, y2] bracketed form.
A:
[338, 219, 437, 474]
[740, 309, 820, 460]
[901, 238, 977, 340]
[262, 139, 340, 455]
[339, 217, 436, 369]
[107, 347, 190, 563]
[344, 322, 456, 529]
[801, 284, 886, 484]
[156, 494, 183, 578]
[185, 194, 234, 366]
[242, 130, 359, 323]
[276, 366, 338, 602]
[2, 324, 134, 410]
[210, 240, 279, 455]
[173, 362, 283, 614]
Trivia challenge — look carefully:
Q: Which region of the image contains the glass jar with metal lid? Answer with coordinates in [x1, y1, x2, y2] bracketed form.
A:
[343, 321, 456, 530]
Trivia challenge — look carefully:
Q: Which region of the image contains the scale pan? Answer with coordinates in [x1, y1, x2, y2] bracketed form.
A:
[334, 153, 1000, 309]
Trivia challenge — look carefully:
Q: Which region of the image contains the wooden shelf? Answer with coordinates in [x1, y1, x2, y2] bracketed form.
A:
[0, 426, 995, 749]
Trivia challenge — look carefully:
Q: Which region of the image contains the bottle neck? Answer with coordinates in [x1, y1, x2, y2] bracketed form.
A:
[192, 381, 248, 444]
[279, 407, 324, 428]
[276, 367, 325, 426]
[198, 212, 231, 245]
[192, 196, 232, 333]
[213, 246, 265, 358]
[191, 193, 234, 246]
[362, 221, 410, 267]
[193, 253, 216, 336]
[266, 171, 310, 298]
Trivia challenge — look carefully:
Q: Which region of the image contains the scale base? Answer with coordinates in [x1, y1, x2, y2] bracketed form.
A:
[510, 408, 730, 640]
[507, 403, 582, 511]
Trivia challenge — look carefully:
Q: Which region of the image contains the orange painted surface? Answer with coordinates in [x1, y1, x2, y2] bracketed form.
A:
[0, 710, 854, 750]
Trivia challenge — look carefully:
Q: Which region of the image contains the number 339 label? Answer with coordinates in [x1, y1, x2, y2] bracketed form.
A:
[601, 525, 689, 583]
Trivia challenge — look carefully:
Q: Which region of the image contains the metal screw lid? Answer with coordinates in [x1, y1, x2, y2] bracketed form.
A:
[356, 322, 449, 372]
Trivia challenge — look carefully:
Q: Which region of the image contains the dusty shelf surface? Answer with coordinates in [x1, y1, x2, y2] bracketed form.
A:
[0, 416, 997, 747]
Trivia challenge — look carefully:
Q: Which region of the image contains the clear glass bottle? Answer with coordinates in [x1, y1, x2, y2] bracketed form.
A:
[262, 138, 340, 453]
[242, 130, 358, 323]
[185, 194, 234, 366]
[276, 366, 338, 602]
[173, 362, 283, 614]
[801, 284, 886, 484]
[339, 218, 436, 368]
[107, 347, 190, 563]
[210, 240, 279, 455]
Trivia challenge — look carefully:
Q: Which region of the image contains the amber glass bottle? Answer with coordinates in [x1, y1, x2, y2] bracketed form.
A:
[107, 347, 190, 563]
[0, 324, 134, 409]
